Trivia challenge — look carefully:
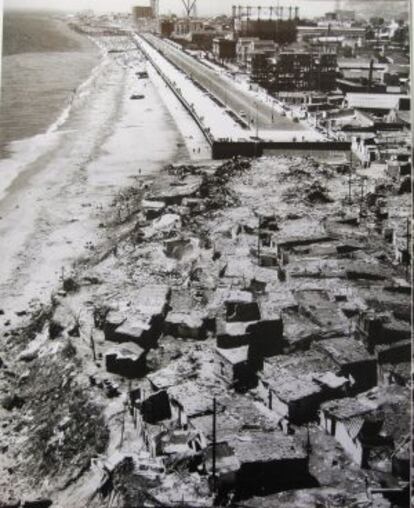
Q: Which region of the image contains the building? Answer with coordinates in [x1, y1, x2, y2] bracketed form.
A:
[190, 396, 310, 496]
[105, 342, 146, 379]
[250, 51, 276, 87]
[159, 19, 175, 37]
[344, 93, 410, 113]
[258, 350, 349, 424]
[236, 37, 259, 67]
[237, 39, 277, 81]
[268, 52, 338, 92]
[174, 18, 204, 37]
[235, 18, 298, 45]
[320, 386, 410, 472]
[141, 390, 172, 424]
[376, 340, 411, 387]
[258, 368, 323, 424]
[103, 285, 170, 349]
[315, 337, 377, 393]
[295, 289, 349, 335]
[297, 26, 365, 43]
[212, 38, 237, 61]
[215, 346, 259, 389]
[324, 10, 356, 22]
[133, 5, 154, 20]
[230, 432, 310, 496]
[356, 309, 411, 352]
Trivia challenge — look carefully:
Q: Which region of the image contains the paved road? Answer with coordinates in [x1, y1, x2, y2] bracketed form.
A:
[143, 33, 306, 133]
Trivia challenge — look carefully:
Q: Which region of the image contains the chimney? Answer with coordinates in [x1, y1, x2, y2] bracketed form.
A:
[368, 59, 374, 91]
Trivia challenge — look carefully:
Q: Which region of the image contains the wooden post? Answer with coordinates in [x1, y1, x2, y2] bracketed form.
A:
[212, 397, 217, 493]
[406, 217, 411, 280]
[348, 150, 352, 203]
[257, 217, 261, 266]
[120, 401, 126, 449]
[90, 332, 96, 362]
[306, 424, 312, 455]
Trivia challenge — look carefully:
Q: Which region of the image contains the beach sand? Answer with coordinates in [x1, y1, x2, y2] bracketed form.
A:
[0, 46, 209, 322]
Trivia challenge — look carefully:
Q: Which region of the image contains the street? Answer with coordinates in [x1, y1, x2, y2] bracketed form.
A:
[143, 33, 307, 133]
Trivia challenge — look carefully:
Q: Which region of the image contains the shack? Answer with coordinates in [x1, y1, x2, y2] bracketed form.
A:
[315, 338, 377, 393]
[320, 386, 409, 471]
[229, 432, 309, 496]
[258, 361, 324, 424]
[105, 342, 146, 379]
[215, 346, 260, 389]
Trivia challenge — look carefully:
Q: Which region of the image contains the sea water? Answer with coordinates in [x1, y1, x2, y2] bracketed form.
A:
[0, 10, 101, 198]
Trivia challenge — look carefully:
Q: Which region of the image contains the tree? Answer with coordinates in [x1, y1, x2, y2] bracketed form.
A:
[342, 46, 353, 58]
[369, 17, 384, 28]
[392, 26, 409, 45]
[365, 27, 375, 40]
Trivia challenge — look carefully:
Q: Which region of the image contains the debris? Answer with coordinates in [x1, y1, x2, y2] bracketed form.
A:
[1, 393, 25, 411]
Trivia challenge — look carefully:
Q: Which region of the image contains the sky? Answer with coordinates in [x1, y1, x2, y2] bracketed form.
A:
[2, 0, 348, 17]
[3, 0, 409, 18]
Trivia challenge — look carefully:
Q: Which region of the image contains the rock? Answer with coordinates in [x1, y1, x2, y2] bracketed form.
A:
[398, 176, 411, 194]
[49, 304, 79, 339]
[163, 237, 194, 260]
[143, 213, 181, 239]
[0, 309, 4, 315]
[17, 332, 47, 362]
[17, 347, 39, 363]
[62, 276, 79, 293]
[1, 393, 24, 411]
[0, 500, 20, 508]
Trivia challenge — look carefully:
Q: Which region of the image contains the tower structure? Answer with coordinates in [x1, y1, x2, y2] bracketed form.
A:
[150, 0, 159, 17]
[181, 0, 198, 17]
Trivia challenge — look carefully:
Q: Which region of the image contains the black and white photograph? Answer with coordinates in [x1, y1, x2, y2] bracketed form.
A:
[0, 0, 412, 506]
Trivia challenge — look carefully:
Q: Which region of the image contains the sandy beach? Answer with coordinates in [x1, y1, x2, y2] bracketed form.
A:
[0, 41, 206, 319]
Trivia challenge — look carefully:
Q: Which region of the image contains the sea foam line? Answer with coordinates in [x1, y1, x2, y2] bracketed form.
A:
[0, 38, 108, 202]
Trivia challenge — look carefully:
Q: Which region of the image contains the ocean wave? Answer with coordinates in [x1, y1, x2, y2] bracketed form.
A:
[0, 45, 108, 202]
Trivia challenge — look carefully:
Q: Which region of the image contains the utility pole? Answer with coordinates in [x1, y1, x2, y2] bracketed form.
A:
[255, 102, 259, 138]
[119, 400, 127, 449]
[405, 217, 411, 280]
[212, 397, 217, 493]
[306, 424, 312, 455]
[257, 216, 262, 264]
[90, 332, 96, 361]
[359, 176, 366, 217]
[348, 150, 353, 203]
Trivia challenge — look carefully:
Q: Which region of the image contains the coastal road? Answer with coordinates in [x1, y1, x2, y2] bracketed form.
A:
[142, 33, 306, 133]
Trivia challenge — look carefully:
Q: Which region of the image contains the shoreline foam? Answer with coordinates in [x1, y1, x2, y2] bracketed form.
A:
[0, 27, 106, 202]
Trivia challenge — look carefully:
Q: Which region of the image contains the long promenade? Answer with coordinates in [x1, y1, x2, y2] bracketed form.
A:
[135, 32, 349, 158]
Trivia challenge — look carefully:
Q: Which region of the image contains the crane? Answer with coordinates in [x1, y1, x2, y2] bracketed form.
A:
[180, 0, 198, 18]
